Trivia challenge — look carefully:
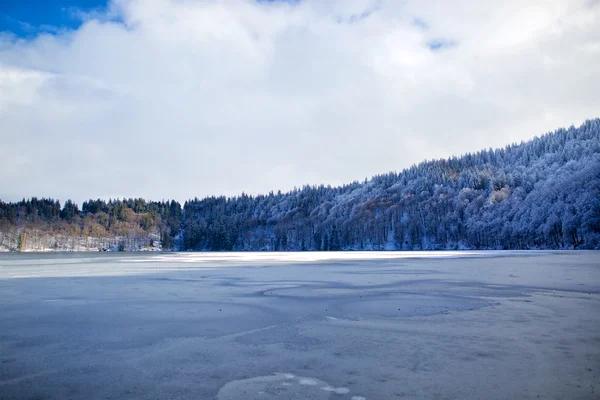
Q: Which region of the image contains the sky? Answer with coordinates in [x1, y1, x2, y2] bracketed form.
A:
[0, 0, 599, 205]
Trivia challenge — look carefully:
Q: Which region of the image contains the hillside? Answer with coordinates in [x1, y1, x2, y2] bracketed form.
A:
[1, 119, 599, 251]
[183, 119, 600, 251]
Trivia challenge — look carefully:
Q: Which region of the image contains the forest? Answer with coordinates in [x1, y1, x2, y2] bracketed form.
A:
[1, 119, 599, 251]
[183, 119, 600, 251]
[0, 198, 182, 251]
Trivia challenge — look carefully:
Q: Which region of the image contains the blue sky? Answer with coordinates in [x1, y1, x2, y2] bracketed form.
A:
[0, 0, 107, 36]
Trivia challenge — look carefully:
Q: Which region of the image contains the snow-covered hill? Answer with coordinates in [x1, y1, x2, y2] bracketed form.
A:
[2, 119, 599, 251]
[183, 119, 600, 250]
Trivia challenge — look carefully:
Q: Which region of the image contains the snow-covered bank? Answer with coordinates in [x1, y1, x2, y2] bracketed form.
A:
[0, 228, 163, 252]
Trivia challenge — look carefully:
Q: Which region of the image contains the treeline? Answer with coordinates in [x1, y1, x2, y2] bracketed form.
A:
[2, 119, 599, 252]
[182, 119, 600, 250]
[0, 198, 182, 250]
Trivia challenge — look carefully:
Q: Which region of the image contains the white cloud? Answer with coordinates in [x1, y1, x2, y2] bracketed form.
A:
[0, 0, 598, 204]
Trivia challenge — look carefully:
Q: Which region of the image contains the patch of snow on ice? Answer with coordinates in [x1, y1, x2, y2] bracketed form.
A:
[126, 250, 500, 265]
[321, 386, 350, 394]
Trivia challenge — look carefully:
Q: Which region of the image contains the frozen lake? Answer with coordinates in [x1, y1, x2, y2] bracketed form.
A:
[0, 251, 599, 399]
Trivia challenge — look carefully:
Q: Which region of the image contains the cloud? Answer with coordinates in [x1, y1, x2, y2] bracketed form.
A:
[0, 0, 599, 204]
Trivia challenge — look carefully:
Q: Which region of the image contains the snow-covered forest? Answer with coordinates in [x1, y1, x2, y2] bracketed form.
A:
[1, 119, 599, 251]
[183, 119, 600, 250]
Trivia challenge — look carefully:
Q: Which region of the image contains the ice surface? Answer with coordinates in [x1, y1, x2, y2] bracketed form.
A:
[0, 251, 599, 399]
